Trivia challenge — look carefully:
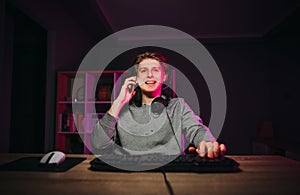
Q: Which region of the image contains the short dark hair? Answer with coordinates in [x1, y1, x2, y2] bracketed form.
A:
[133, 52, 169, 75]
[129, 52, 176, 107]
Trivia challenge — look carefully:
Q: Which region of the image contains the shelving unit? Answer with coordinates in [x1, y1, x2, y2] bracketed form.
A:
[55, 70, 124, 154]
[55, 69, 176, 154]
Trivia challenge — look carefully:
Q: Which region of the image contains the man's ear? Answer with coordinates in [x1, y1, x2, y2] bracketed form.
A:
[163, 73, 168, 82]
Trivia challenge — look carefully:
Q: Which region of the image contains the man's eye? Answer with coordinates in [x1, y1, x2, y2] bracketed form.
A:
[153, 69, 159, 72]
[140, 69, 146, 73]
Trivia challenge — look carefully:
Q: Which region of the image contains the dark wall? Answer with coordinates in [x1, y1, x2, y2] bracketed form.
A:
[266, 9, 300, 143]
[0, 0, 10, 153]
[0, 0, 103, 153]
[94, 43, 273, 154]
[1, 1, 299, 154]
[268, 43, 300, 142]
[7, 4, 47, 153]
[99, 34, 300, 155]
[206, 42, 272, 154]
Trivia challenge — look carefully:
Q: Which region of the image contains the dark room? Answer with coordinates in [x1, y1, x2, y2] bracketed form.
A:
[0, 0, 300, 194]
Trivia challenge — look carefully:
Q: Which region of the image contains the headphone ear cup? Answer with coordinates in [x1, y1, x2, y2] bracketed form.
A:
[151, 96, 168, 115]
[130, 85, 142, 107]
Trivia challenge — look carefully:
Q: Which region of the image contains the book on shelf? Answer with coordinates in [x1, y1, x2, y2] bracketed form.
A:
[58, 113, 62, 132]
[96, 83, 112, 101]
[61, 111, 68, 132]
[59, 112, 84, 133]
[85, 113, 105, 133]
[77, 114, 84, 133]
[69, 77, 85, 102]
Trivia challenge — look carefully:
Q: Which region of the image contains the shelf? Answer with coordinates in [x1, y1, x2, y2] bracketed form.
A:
[86, 101, 112, 104]
[58, 101, 83, 104]
[58, 101, 111, 104]
[55, 70, 124, 154]
[58, 131, 91, 135]
[55, 69, 175, 154]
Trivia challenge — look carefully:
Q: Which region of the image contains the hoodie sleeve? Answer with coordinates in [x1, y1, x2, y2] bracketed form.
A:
[179, 98, 216, 146]
[91, 112, 118, 150]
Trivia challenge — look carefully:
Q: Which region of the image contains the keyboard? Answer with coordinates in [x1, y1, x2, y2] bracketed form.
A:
[89, 153, 240, 173]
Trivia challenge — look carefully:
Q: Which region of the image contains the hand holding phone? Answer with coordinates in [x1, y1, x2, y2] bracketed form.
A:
[108, 76, 137, 117]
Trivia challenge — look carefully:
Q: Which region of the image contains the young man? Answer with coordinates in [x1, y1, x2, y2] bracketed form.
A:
[91, 52, 226, 158]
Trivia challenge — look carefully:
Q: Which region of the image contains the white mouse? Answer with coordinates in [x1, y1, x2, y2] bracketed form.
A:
[40, 151, 66, 165]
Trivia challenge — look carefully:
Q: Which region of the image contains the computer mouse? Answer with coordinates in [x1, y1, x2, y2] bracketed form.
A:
[40, 151, 66, 165]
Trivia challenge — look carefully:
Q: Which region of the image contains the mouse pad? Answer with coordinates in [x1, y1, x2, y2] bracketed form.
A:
[0, 157, 86, 172]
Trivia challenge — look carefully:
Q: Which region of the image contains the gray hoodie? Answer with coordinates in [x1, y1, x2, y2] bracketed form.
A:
[91, 98, 216, 155]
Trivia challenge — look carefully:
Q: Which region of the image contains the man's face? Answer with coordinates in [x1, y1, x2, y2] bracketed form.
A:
[136, 58, 167, 94]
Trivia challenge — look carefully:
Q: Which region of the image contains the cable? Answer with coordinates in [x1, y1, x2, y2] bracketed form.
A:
[161, 167, 174, 195]
[165, 109, 183, 154]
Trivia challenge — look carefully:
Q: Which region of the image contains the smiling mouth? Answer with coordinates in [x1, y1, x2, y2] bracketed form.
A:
[145, 81, 156, 84]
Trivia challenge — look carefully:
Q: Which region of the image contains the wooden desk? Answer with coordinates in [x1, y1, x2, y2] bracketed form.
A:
[1, 154, 300, 194]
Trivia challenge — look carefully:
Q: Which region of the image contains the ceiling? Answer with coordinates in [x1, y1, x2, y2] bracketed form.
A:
[9, 0, 300, 41]
[95, 0, 300, 39]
